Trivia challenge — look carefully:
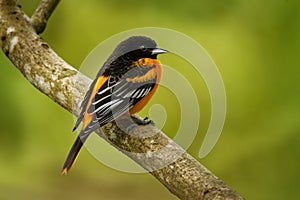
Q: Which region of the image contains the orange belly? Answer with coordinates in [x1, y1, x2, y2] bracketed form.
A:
[129, 58, 162, 114]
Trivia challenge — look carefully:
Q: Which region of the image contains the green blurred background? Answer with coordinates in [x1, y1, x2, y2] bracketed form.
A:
[1, 0, 300, 199]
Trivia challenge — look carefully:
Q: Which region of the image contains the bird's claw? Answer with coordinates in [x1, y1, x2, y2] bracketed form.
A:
[131, 116, 154, 126]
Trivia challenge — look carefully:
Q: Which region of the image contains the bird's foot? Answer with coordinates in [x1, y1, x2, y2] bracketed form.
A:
[131, 116, 154, 125]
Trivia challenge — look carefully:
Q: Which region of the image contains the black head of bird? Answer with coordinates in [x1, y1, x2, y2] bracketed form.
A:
[106, 36, 168, 67]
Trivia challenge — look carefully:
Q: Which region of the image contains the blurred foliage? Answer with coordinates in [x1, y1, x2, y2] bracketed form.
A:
[0, 0, 300, 199]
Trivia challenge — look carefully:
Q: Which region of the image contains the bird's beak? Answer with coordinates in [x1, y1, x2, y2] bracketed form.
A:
[151, 47, 168, 55]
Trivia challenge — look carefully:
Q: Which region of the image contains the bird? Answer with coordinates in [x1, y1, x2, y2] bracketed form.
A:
[61, 36, 168, 174]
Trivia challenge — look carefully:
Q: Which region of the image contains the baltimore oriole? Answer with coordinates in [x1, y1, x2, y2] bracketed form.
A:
[62, 36, 167, 174]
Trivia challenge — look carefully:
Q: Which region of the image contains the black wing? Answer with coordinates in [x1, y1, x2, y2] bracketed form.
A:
[80, 73, 157, 136]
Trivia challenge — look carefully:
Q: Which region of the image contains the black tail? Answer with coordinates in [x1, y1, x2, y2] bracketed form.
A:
[61, 135, 87, 175]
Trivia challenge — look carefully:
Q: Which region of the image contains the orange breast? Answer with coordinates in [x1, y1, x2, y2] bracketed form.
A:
[129, 58, 162, 114]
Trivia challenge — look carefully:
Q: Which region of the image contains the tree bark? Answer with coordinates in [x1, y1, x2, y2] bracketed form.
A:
[31, 0, 60, 34]
[0, 1, 244, 199]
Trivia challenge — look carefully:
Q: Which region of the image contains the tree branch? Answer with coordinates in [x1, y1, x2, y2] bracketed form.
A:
[0, 1, 244, 199]
[31, 0, 60, 34]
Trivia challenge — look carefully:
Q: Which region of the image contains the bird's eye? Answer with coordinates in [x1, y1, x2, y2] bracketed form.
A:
[140, 45, 147, 51]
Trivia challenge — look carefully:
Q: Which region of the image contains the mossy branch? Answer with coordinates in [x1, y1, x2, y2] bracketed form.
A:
[0, 1, 244, 199]
[31, 0, 60, 34]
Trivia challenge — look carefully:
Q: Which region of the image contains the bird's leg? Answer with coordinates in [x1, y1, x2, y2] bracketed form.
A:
[131, 115, 154, 125]
[114, 115, 155, 133]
